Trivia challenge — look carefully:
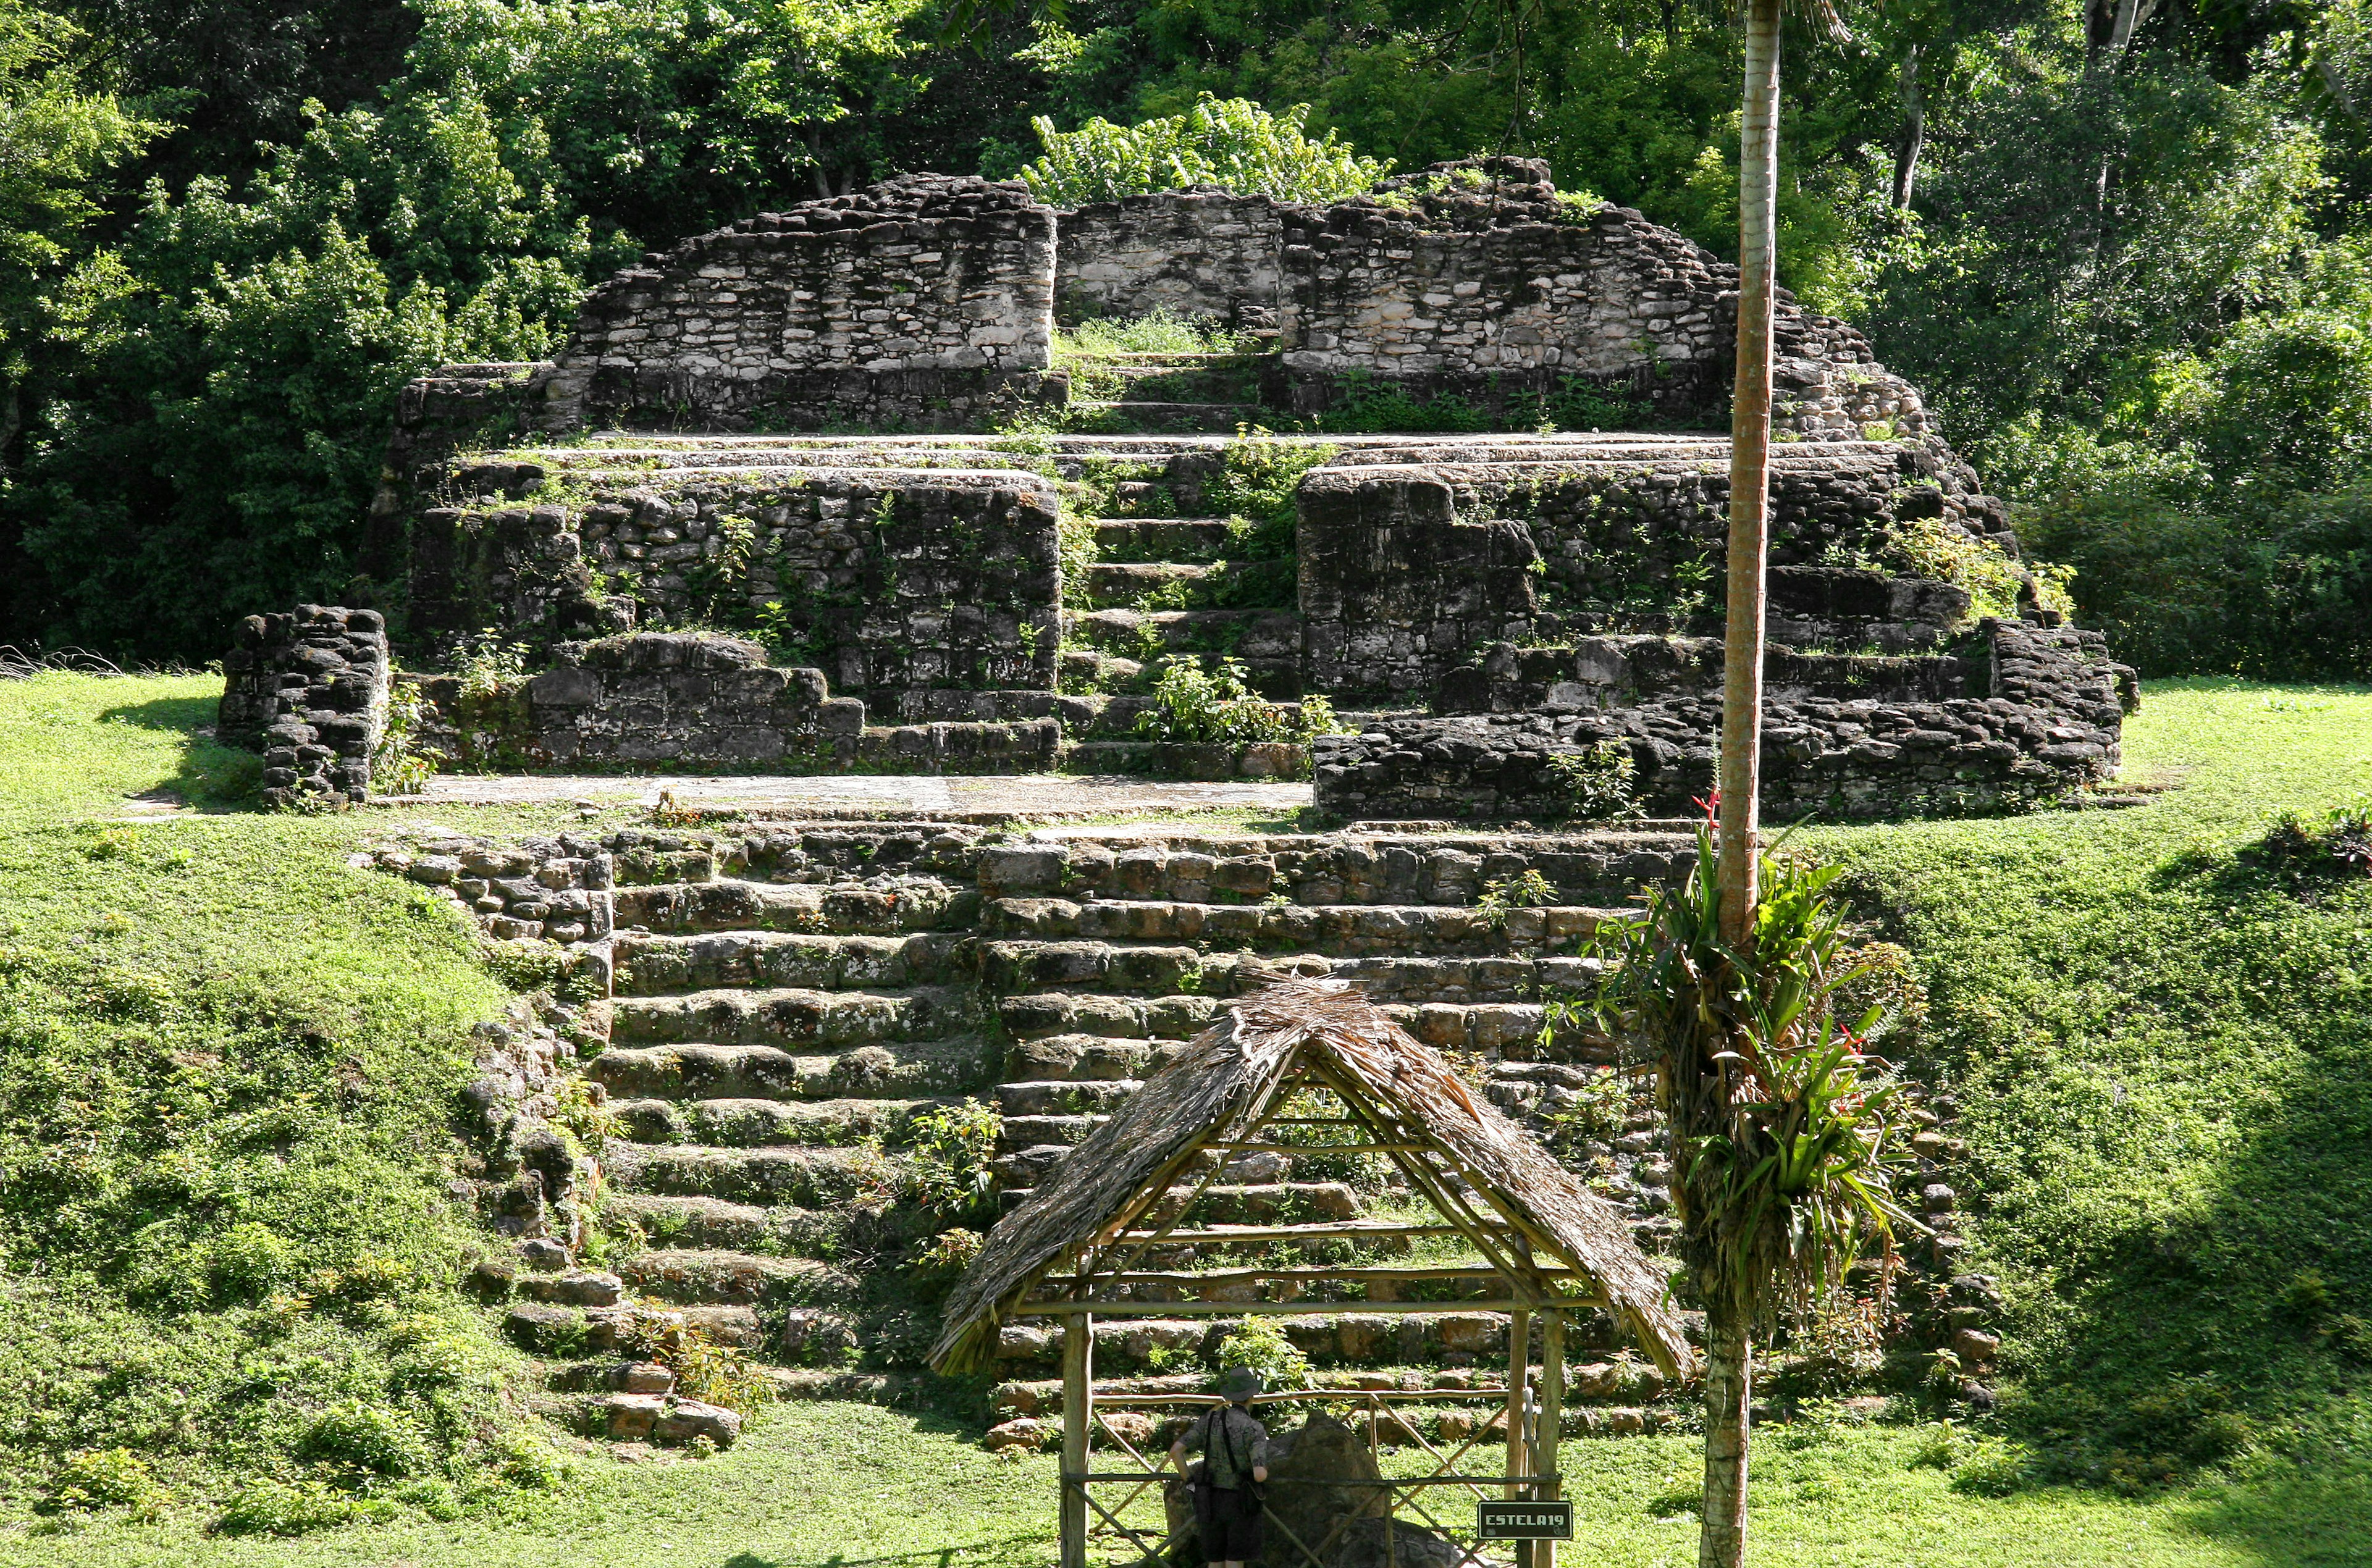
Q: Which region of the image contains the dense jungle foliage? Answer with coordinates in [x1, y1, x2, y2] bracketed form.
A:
[0, 0, 2363, 672]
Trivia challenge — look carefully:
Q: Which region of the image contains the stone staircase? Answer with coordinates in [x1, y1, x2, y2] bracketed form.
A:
[465, 813, 1995, 1447]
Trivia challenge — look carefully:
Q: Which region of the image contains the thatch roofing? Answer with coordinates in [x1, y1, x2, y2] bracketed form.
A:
[929, 979, 1695, 1378]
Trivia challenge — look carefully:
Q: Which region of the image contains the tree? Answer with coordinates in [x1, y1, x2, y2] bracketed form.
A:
[0, 1, 152, 466]
[1597, 831, 1923, 1568]
[1712, 0, 1866, 1562]
[1016, 94, 1390, 206]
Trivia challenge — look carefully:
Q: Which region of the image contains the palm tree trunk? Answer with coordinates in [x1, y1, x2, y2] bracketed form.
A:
[1699, 1294, 1753, 1568]
[1717, 0, 1781, 951]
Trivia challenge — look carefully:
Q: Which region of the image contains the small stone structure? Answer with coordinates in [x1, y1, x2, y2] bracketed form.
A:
[216, 605, 389, 808]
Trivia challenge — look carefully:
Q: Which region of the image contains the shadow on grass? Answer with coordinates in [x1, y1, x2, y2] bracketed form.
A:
[98, 695, 261, 810]
[2176, 1447, 2372, 1567]
[720, 1537, 1051, 1568]
[1995, 833, 2372, 1562]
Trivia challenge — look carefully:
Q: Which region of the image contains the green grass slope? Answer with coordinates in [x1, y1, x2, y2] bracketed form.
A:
[0, 672, 2365, 1567]
[0, 674, 562, 1532]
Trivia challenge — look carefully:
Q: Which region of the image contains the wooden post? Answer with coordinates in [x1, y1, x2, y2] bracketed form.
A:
[1062, 1313, 1092, 1568]
[1504, 1308, 1531, 1501]
[1535, 1309, 1566, 1568]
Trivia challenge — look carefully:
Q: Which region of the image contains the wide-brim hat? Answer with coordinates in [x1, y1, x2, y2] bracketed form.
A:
[1216, 1367, 1264, 1402]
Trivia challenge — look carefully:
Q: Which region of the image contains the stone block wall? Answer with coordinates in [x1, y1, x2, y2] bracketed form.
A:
[1298, 440, 2021, 695]
[1437, 636, 1969, 716]
[412, 464, 1062, 695]
[1314, 620, 2136, 821]
[1279, 157, 1927, 438]
[217, 605, 389, 809]
[539, 175, 1061, 432]
[1053, 190, 1287, 332]
[524, 633, 865, 768]
[1297, 469, 1543, 698]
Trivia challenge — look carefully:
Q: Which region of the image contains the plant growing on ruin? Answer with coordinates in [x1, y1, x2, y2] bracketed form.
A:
[370, 682, 437, 795]
[1018, 94, 1389, 207]
[1880, 516, 2027, 621]
[1207, 1315, 1313, 1395]
[1475, 868, 1558, 928]
[900, 1099, 1003, 1220]
[1134, 656, 1345, 748]
[1545, 739, 1645, 822]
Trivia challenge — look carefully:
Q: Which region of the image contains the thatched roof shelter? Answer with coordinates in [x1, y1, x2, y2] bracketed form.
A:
[930, 978, 1694, 1378]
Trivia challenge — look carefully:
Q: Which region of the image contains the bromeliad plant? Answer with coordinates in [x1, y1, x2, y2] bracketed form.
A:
[1592, 826, 1923, 1554]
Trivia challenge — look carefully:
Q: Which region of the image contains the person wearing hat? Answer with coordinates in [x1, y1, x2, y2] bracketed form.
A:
[1169, 1367, 1271, 1568]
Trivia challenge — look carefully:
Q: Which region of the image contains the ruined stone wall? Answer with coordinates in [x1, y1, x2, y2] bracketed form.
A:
[524, 633, 865, 768]
[538, 175, 1061, 432]
[1054, 190, 1287, 332]
[1278, 158, 1927, 438]
[411, 463, 1062, 695]
[1313, 620, 2135, 821]
[1299, 442, 2025, 697]
[217, 605, 389, 809]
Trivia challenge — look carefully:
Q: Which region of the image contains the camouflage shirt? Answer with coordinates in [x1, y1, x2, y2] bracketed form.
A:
[1180, 1406, 1270, 1491]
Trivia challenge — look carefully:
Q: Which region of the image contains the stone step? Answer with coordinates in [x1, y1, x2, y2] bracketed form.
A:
[604, 1193, 801, 1252]
[1091, 519, 1238, 563]
[981, 944, 1596, 1008]
[983, 900, 1626, 957]
[1083, 561, 1216, 609]
[607, 1142, 884, 1207]
[608, 983, 980, 1048]
[996, 999, 1599, 1080]
[996, 991, 1219, 1044]
[588, 1037, 996, 1102]
[505, 1301, 763, 1354]
[985, 834, 1694, 907]
[616, 1249, 856, 1308]
[612, 931, 970, 996]
[610, 1094, 945, 1147]
[1071, 400, 1267, 431]
[613, 878, 978, 936]
[610, 825, 992, 886]
[1062, 607, 1300, 661]
[996, 1078, 1142, 1116]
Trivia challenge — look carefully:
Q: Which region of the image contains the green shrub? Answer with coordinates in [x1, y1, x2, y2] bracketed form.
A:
[1208, 1317, 1311, 1393]
[1135, 658, 1348, 749]
[214, 1478, 371, 1537]
[901, 1098, 1003, 1221]
[1019, 94, 1389, 208]
[295, 1399, 430, 1478]
[1949, 1440, 2035, 1497]
[1543, 740, 1643, 822]
[42, 1448, 162, 1513]
[1475, 868, 1557, 928]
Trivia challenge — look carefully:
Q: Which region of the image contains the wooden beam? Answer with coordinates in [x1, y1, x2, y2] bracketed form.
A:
[1534, 1309, 1566, 1568]
[1204, 1142, 1426, 1155]
[1060, 1314, 1090, 1568]
[1126, 1222, 1466, 1246]
[1100, 1265, 1590, 1287]
[1022, 1298, 1534, 1317]
[1504, 1309, 1531, 1504]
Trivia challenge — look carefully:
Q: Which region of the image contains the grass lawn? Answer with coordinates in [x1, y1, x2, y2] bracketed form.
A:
[0, 673, 2367, 1566]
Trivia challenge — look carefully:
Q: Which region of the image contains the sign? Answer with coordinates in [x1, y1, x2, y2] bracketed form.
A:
[1476, 1501, 1573, 1540]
